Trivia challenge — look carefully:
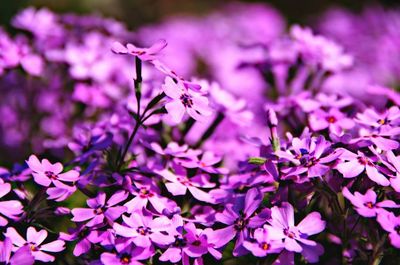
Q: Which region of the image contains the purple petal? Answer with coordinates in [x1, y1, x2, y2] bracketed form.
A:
[71, 208, 96, 222]
[297, 212, 326, 236]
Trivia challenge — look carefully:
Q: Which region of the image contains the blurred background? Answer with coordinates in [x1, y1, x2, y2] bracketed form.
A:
[1, 0, 399, 29]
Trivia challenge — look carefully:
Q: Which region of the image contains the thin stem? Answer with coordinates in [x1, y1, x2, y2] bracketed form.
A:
[117, 120, 141, 170]
[134, 57, 142, 117]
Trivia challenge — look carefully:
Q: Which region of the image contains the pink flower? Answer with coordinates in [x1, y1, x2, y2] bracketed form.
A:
[336, 150, 390, 186]
[342, 187, 399, 217]
[71, 191, 127, 227]
[264, 202, 325, 255]
[0, 180, 23, 226]
[4, 227, 65, 263]
[111, 39, 167, 61]
[162, 77, 212, 123]
[26, 155, 79, 188]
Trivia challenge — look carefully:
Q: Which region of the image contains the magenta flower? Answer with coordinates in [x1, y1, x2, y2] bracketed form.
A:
[308, 108, 354, 135]
[0, 180, 23, 226]
[243, 228, 284, 257]
[176, 151, 228, 174]
[4, 227, 65, 263]
[60, 226, 103, 256]
[26, 155, 79, 188]
[377, 211, 400, 248]
[101, 245, 144, 265]
[264, 202, 325, 253]
[277, 136, 341, 181]
[113, 210, 175, 249]
[336, 150, 390, 186]
[156, 168, 215, 203]
[386, 150, 400, 192]
[111, 39, 167, 61]
[123, 181, 167, 214]
[162, 77, 212, 123]
[355, 106, 400, 129]
[0, 237, 34, 265]
[71, 191, 128, 227]
[214, 188, 271, 256]
[342, 187, 399, 217]
[159, 222, 222, 264]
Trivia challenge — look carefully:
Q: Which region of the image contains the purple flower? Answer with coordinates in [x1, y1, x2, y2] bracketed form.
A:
[26, 155, 79, 188]
[277, 136, 341, 181]
[71, 191, 128, 227]
[243, 228, 284, 257]
[336, 150, 390, 186]
[308, 107, 354, 135]
[60, 226, 103, 256]
[162, 77, 212, 123]
[111, 39, 167, 61]
[342, 187, 399, 217]
[123, 180, 167, 214]
[0, 180, 23, 226]
[264, 202, 325, 254]
[159, 222, 222, 264]
[377, 210, 400, 248]
[4, 227, 65, 263]
[113, 210, 175, 249]
[176, 151, 228, 174]
[100, 244, 144, 265]
[385, 150, 400, 192]
[0, 237, 34, 265]
[156, 168, 215, 203]
[214, 188, 271, 256]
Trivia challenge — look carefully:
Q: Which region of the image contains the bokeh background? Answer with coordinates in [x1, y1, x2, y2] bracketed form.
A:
[1, 0, 399, 30]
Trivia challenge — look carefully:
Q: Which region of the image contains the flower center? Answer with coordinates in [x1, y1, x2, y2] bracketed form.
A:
[45, 171, 57, 180]
[326, 116, 337, 123]
[137, 226, 150, 235]
[377, 119, 386, 125]
[180, 94, 193, 108]
[120, 254, 131, 264]
[173, 237, 187, 247]
[192, 240, 201, 246]
[94, 207, 103, 215]
[357, 156, 372, 166]
[364, 202, 374, 209]
[395, 225, 400, 234]
[29, 244, 39, 252]
[234, 217, 248, 231]
[261, 242, 270, 250]
[284, 228, 296, 239]
[139, 188, 153, 198]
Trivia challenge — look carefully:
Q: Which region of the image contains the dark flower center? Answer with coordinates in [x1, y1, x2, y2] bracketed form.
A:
[284, 228, 296, 239]
[364, 202, 374, 209]
[139, 188, 153, 198]
[357, 156, 373, 166]
[94, 207, 103, 215]
[261, 242, 270, 251]
[234, 217, 248, 231]
[173, 237, 187, 247]
[180, 94, 193, 108]
[192, 240, 201, 246]
[137, 226, 151, 235]
[326, 116, 337, 123]
[29, 244, 39, 252]
[120, 254, 131, 264]
[377, 119, 386, 125]
[45, 171, 57, 180]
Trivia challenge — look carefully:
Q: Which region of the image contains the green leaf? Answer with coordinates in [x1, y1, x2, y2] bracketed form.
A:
[248, 157, 267, 165]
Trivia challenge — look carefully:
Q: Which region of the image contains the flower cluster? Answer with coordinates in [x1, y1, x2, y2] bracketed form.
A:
[1, 3, 400, 265]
